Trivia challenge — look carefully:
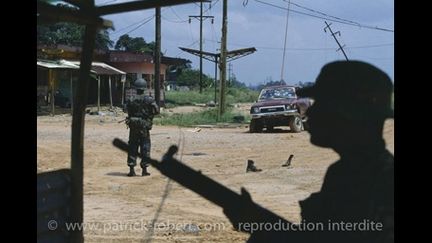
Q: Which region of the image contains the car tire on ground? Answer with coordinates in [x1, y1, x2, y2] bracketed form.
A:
[302, 117, 309, 131]
[289, 116, 303, 133]
[249, 119, 263, 133]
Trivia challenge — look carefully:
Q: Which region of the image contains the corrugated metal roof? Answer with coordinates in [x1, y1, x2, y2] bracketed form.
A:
[37, 59, 80, 69]
[37, 59, 126, 75]
[68, 61, 126, 75]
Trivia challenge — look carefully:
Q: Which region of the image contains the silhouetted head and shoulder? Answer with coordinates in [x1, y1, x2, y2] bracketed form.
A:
[296, 61, 394, 243]
[297, 60, 393, 158]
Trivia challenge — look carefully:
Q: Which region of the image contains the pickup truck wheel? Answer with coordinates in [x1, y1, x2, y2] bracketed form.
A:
[249, 120, 263, 133]
[289, 116, 303, 133]
[302, 117, 309, 131]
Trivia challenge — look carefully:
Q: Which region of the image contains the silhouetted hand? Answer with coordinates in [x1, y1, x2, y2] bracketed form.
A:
[223, 187, 259, 232]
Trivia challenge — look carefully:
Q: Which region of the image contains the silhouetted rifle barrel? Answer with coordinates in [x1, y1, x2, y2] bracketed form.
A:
[113, 138, 240, 208]
[117, 118, 127, 123]
[112, 138, 292, 235]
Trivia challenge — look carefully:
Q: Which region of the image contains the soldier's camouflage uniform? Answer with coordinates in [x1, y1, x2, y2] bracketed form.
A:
[125, 94, 159, 169]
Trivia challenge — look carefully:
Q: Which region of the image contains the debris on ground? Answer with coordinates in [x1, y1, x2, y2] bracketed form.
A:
[282, 154, 294, 167]
[186, 127, 202, 133]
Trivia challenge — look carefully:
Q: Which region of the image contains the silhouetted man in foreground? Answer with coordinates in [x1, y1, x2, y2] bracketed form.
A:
[224, 60, 394, 243]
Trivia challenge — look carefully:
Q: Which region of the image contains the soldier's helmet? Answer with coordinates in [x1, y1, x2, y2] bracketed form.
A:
[133, 78, 147, 91]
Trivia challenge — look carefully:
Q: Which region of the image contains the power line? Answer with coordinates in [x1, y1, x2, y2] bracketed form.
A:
[210, 20, 218, 51]
[288, 1, 361, 27]
[194, 0, 219, 14]
[204, 38, 393, 51]
[110, 8, 169, 37]
[110, 15, 154, 35]
[348, 43, 394, 49]
[169, 7, 188, 22]
[162, 15, 188, 23]
[207, 0, 220, 13]
[123, 15, 155, 35]
[173, 40, 199, 57]
[254, 0, 394, 32]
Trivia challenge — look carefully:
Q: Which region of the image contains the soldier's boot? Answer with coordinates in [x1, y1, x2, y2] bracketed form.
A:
[246, 160, 262, 172]
[141, 155, 151, 176]
[127, 166, 136, 177]
[141, 166, 150, 176]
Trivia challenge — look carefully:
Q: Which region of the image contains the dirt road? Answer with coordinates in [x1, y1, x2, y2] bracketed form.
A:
[37, 114, 394, 242]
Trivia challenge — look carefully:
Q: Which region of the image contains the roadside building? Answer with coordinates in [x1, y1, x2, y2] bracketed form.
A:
[37, 45, 190, 112]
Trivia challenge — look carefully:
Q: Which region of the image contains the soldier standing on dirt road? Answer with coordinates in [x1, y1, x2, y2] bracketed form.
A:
[124, 78, 159, 177]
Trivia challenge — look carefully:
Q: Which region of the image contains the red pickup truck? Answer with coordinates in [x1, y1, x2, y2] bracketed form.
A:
[249, 85, 311, 133]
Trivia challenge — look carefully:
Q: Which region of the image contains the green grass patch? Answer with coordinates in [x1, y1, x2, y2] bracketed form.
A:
[164, 88, 259, 107]
[154, 107, 251, 127]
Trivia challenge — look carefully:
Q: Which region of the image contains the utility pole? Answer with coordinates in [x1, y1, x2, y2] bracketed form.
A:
[178, 46, 256, 107]
[214, 55, 218, 104]
[218, 0, 227, 119]
[155, 7, 161, 106]
[280, 0, 291, 82]
[189, 3, 214, 93]
[324, 21, 349, 61]
[199, 2, 203, 93]
[228, 62, 232, 86]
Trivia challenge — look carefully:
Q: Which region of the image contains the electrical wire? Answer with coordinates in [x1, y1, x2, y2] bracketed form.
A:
[123, 15, 155, 35]
[203, 38, 393, 51]
[254, 0, 394, 32]
[110, 15, 154, 35]
[288, 1, 361, 27]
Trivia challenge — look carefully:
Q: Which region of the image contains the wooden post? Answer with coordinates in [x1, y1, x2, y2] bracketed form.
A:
[70, 71, 73, 115]
[49, 69, 55, 116]
[108, 76, 113, 109]
[218, 0, 228, 119]
[97, 76, 101, 112]
[214, 56, 218, 104]
[121, 78, 125, 105]
[71, 23, 97, 243]
[155, 7, 161, 106]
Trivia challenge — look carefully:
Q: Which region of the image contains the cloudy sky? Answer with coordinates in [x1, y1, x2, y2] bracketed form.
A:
[96, 0, 394, 86]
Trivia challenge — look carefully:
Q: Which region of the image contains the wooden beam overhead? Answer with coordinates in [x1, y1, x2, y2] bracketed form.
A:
[37, 1, 111, 28]
[95, 0, 208, 16]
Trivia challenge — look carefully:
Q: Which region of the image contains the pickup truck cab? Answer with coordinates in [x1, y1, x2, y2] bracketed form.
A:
[249, 85, 311, 133]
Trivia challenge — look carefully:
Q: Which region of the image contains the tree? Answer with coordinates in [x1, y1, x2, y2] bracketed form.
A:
[177, 69, 212, 89]
[114, 34, 132, 51]
[166, 60, 192, 82]
[114, 34, 157, 54]
[264, 80, 286, 87]
[37, 4, 114, 50]
[295, 81, 314, 88]
[228, 74, 247, 89]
